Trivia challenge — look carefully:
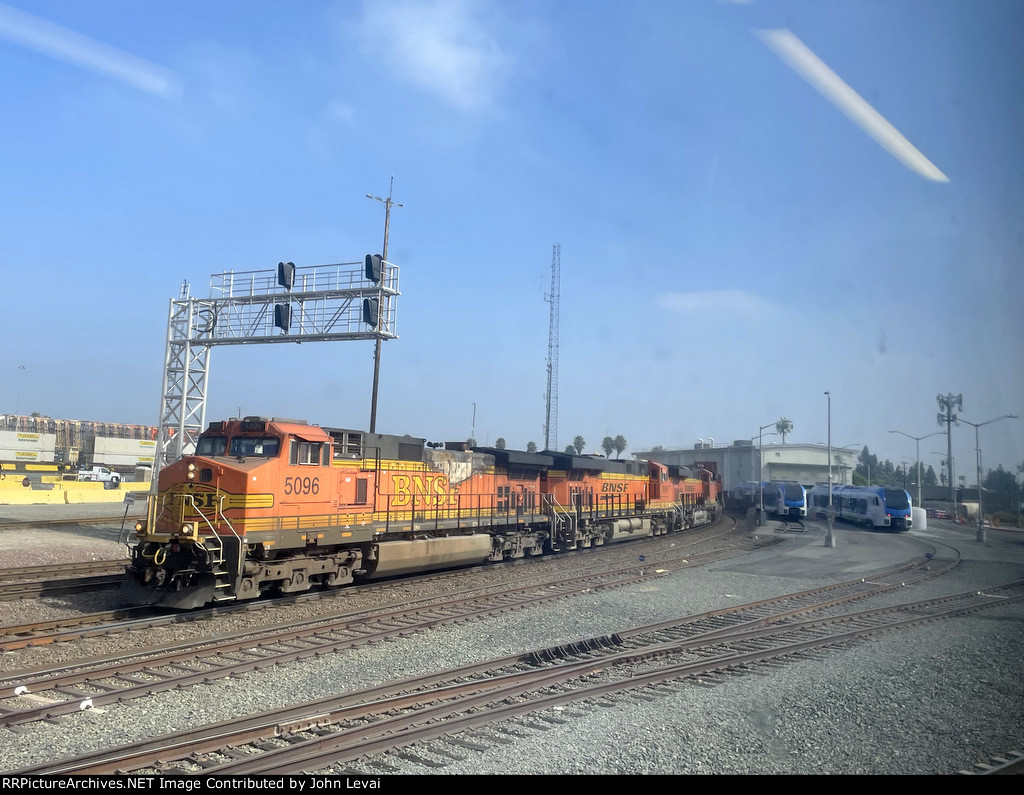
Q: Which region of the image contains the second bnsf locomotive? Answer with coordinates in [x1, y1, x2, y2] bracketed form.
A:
[127, 417, 722, 609]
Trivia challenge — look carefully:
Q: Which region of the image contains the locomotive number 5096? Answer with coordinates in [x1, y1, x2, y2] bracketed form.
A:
[284, 476, 320, 496]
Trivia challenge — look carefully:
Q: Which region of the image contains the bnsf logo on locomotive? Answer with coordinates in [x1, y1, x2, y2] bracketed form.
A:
[391, 474, 457, 507]
[189, 491, 218, 510]
[601, 482, 629, 493]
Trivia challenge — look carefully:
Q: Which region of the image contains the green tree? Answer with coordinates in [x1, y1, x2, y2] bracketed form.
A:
[923, 464, 938, 487]
[564, 444, 576, 455]
[602, 436, 615, 457]
[495, 437, 507, 450]
[573, 435, 586, 455]
[855, 446, 878, 485]
[984, 464, 1020, 495]
[526, 441, 537, 453]
[775, 417, 793, 444]
[466, 438, 477, 448]
[613, 435, 627, 458]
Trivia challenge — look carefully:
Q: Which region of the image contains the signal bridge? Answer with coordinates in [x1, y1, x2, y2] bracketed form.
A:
[155, 257, 400, 474]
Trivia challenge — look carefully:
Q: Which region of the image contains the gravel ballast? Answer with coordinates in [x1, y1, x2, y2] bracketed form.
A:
[0, 514, 1021, 776]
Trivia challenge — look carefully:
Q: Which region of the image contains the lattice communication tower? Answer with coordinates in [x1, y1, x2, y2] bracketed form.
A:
[544, 244, 560, 451]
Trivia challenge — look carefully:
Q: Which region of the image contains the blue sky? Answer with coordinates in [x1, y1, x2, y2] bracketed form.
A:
[1, 0, 1022, 483]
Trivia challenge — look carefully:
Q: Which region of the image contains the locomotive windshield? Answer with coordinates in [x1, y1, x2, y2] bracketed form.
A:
[784, 483, 803, 500]
[883, 489, 910, 509]
[195, 436, 227, 456]
[230, 436, 281, 458]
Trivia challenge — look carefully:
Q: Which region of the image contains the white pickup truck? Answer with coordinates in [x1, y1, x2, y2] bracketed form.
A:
[77, 466, 120, 484]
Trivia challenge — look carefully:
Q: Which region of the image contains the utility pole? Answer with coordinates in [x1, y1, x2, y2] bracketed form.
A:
[367, 178, 403, 433]
[936, 393, 962, 510]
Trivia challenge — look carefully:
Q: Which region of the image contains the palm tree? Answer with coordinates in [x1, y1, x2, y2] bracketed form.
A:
[775, 417, 794, 444]
[573, 435, 586, 455]
[602, 436, 615, 457]
[613, 435, 627, 458]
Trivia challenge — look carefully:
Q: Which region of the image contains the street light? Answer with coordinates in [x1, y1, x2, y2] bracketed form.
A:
[888, 429, 943, 508]
[757, 421, 778, 523]
[366, 178, 403, 434]
[823, 392, 837, 547]
[957, 414, 1019, 542]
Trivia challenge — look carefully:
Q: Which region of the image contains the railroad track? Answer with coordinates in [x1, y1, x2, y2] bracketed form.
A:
[11, 570, 1020, 775]
[0, 541, 951, 727]
[0, 518, 748, 650]
[0, 559, 129, 602]
[0, 516, 144, 532]
[0, 559, 127, 583]
[0, 541, 762, 727]
[959, 751, 1024, 775]
[0, 573, 128, 601]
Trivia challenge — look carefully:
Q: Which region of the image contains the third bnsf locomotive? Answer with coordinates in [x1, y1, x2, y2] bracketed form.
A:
[127, 417, 722, 609]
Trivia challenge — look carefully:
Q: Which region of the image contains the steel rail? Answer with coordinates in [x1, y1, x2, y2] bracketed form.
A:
[18, 578, 1021, 775]
[0, 546, 956, 731]
[0, 532, 755, 651]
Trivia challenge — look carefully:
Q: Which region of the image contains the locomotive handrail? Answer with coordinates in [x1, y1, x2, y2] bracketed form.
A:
[180, 494, 231, 579]
[215, 493, 245, 584]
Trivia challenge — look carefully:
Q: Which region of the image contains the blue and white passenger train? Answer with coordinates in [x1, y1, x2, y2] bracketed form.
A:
[732, 481, 807, 518]
[806, 484, 913, 532]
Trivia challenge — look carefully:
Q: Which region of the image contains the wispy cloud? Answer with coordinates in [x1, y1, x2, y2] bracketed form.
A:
[356, 0, 510, 113]
[756, 28, 947, 183]
[0, 2, 181, 99]
[658, 289, 776, 316]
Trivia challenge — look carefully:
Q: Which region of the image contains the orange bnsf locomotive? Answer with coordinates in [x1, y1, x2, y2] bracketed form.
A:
[127, 417, 722, 609]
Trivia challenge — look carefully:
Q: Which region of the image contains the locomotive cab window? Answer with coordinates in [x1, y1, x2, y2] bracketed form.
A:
[290, 439, 324, 466]
[196, 436, 227, 456]
[230, 436, 281, 458]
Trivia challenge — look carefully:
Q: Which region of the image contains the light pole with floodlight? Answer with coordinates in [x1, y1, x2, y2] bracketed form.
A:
[824, 391, 835, 547]
[888, 429, 943, 508]
[957, 414, 1019, 542]
[757, 421, 778, 523]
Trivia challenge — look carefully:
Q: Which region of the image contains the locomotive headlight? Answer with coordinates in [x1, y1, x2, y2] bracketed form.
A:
[134, 520, 147, 535]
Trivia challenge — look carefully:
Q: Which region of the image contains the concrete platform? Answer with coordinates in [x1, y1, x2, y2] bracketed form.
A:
[733, 513, 1024, 581]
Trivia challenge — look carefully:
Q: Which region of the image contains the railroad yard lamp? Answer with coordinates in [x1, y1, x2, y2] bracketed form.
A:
[824, 391, 835, 548]
[757, 421, 778, 525]
[888, 429, 942, 510]
[957, 414, 1019, 543]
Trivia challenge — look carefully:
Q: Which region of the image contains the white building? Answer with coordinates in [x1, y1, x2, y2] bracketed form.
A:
[633, 440, 859, 494]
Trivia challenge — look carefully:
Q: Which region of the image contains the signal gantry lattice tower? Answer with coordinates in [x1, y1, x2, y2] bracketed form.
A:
[544, 243, 560, 452]
[153, 257, 399, 480]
